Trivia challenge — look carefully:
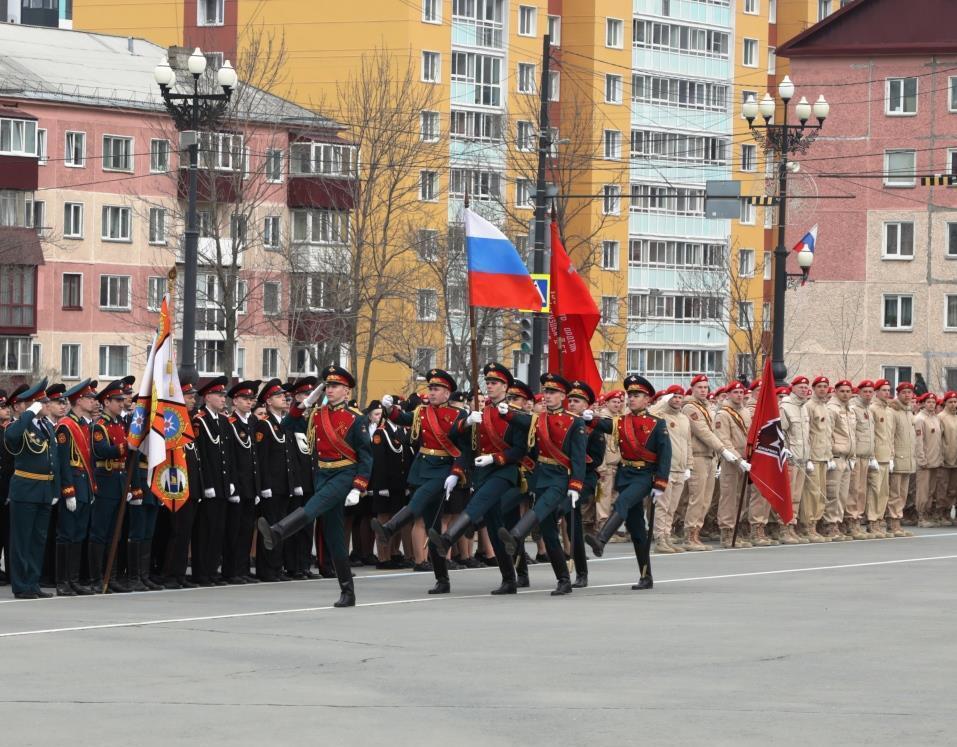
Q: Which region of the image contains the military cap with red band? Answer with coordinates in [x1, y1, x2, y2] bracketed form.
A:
[624, 374, 655, 399]
[46, 383, 67, 401]
[604, 389, 625, 401]
[65, 378, 97, 404]
[508, 379, 534, 401]
[689, 374, 709, 387]
[791, 375, 809, 386]
[425, 368, 457, 392]
[483, 362, 514, 388]
[540, 372, 571, 394]
[120, 375, 136, 395]
[7, 383, 29, 406]
[567, 380, 596, 405]
[197, 376, 228, 397]
[257, 378, 284, 404]
[180, 380, 196, 395]
[96, 379, 126, 403]
[896, 381, 914, 393]
[18, 378, 50, 404]
[293, 375, 319, 394]
[228, 380, 261, 399]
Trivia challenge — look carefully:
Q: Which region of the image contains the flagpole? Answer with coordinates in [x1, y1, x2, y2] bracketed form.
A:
[101, 455, 138, 594]
[464, 193, 480, 411]
[731, 420, 757, 549]
[167, 268, 180, 513]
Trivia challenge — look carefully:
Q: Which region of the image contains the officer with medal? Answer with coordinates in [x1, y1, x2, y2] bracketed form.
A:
[5, 378, 61, 599]
[429, 362, 531, 595]
[372, 368, 469, 595]
[223, 380, 262, 584]
[497, 373, 587, 596]
[258, 365, 372, 608]
[54, 379, 98, 596]
[584, 374, 671, 591]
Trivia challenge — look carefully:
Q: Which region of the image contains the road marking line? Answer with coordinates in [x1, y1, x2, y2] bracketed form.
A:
[1, 552, 954, 639]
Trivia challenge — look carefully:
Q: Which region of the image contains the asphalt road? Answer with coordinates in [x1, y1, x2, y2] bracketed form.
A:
[2, 530, 956, 746]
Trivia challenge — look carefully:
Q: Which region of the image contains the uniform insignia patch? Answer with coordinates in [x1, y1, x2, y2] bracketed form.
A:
[256, 431, 264, 442]
[716, 421, 721, 429]
[94, 431, 104, 441]
[669, 421, 676, 428]
[57, 432, 67, 443]
[690, 412, 699, 420]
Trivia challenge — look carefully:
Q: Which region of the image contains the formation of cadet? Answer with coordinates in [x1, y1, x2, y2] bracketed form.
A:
[0, 365, 951, 603]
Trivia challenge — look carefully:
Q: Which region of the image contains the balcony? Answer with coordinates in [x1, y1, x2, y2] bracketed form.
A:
[629, 211, 729, 240]
[633, 0, 732, 28]
[0, 110, 39, 190]
[627, 319, 727, 347]
[177, 170, 240, 204]
[451, 16, 504, 50]
[287, 176, 355, 211]
[0, 249, 40, 336]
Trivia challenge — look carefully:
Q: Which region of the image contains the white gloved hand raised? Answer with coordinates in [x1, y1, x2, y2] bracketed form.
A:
[303, 384, 324, 408]
[826, 460, 837, 471]
[293, 486, 303, 497]
[721, 449, 739, 464]
[738, 460, 752, 473]
[683, 468, 692, 481]
[28, 402, 43, 416]
[582, 409, 594, 422]
[204, 487, 216, 498]
[868, 458, 879, 471]
[497, 401, 509, 416]
[380, 394, 394, 410]
[260, 489, 272, 499]
[568, 489, 580, 508]
[344, 489, 361, 507]
[443, 474, 459, 499]
[228, 494, 240, 504]
[466, 411, 482, 426]
[65, 497, 77, 512]
[474, 455, 494, 467]
[651, 488, 665, 503]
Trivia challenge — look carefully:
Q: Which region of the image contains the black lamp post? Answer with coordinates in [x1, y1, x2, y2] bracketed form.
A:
[153, 49, 236, 383]
[743, 75, 828, 386]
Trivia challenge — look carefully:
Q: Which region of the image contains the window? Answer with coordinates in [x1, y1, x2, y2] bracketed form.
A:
[767, 47, 776, 75]
[65, 131, 85, 167]
[602, 185, 620, 215]
[885, 150, 916, 187]
[451, 52, 503, 105]
[743, 38, 758, 67]
[291, 209, 349, 245]
[265, 149, 283, 182]
[62, 273, 82, 309]
[603, 130, 621, 160]
[764, 206, 774, 229]
[736, 354, 755, 381]
[288, 141, 356, 178]
[606, 18, 623, 48]
[518, 5, 536, 36]
[61, 344, 80, 380]
[149, 208, 166, 244]
[887, 77, 918, 115]
[264, 215, 281, 249]
[741, 144, 756, 172]
[763, 302, 772, 331]
[633, 74, 729, 112]
[417, 228, 439, 261]
[883, 222, 914, 259]
[950, 78, 957, 112]
[601, 240, 619, 270]
[630, 130, 729, 164]
[102, 135, 133, 172]
[548, 14, 561, 45]
[261, 348, 279, 378]
[99, 345, 129, 377]
[196, 340, 226, 376]
[948, 223, 957, 257]
[881, 365, 912, 391]
[198, 132, 246, 172]
[770, 0, 776, 22]
[738, 301, 754, 328]
[818, 0, 831, 20]
[627, 347, 724, 378]
[420, 111, 439, 142]
[0, 118, 37, 156]
[450, 168, 502, 200]
[63, 202, 83, 239]
[744, 0, 759, 13]
[422, 51, 440, 82]
[99, 275, 131, 310]
[605, 74, 622, 104]
[740, 201, 755, 225]
[883, 294, 913, 330]
[738, 249, 755, 277]
[230, 213, 247, 243]
[601, 296, 618, 325]
[291, 273, 346, 312]
[146, 276, 164, 312]
[518, 63, 536, 94]
[198, 0, 224, 25]
[633, 19, 730, 59]
[450, 110, 503, 141]
[600, 351, 619, 381]
[150, 139, 169, 173]
[423, 0, 440, 23]
[630, 183, 706, 215]
[101, 206, 131, 241]
[414, 347, 436, 374]
[32, 200, 45, 235]
[263, 282, 281, 316]
[764, 251, 772, 279]
[548, 71, 560, 101]
[289, 345, 316, 375]
[515, 178, 532, 208]
[36, 128, 47, 164]
[0, 336, 31, 373]
[417, 289, 438, 321]
[420, 170, 438, 201]
[946, 295, 957, 330]
[517, 120, 535, 151]
[741, 90, 756, 118]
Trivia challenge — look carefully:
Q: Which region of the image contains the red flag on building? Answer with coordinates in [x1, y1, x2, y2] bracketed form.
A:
[547, 217, 601, 395]
[746, 356, 794, 524]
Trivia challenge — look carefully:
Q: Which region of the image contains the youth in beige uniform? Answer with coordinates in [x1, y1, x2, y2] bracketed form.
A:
[650, 385, 692, 553]
[714, 381, 753, 548]
[886, 382, 916, 537]
[867, 380, 895, 538]
[778, 377, 811, 544]
[914, 392, 944, 526]
[595, 390, 624, 532]
[847, 381, 879, 539]
[746, 382, 777, 546]
[823, 380, 856, 540]
[799, 376, 833, 541]
[938, 392, 957, 525]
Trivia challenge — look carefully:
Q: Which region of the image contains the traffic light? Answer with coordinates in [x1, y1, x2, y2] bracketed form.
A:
[520, 317, 532, 353]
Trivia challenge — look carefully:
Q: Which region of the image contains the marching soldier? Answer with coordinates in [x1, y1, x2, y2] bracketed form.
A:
[649, 384, 692, 552]
[90, 380, 133, 593]
[428, 363, 530, 595]
[4, 379, 60, 599]
[373, 369, 469, 595]
[939, 391, 957, 525]
[823, 380, 857, 541]
[497, 373, 586, 596]
[714, 380, 753, 548]
[224, 380, 262, 584]
[584, 374, 671, 590]
[258, 365, 372, 608]
[191, 376, 233, 585]
[914, 392, 944, 527]
[54, 379, 98, 596]
[779, 376, 812, 544]
[847, 381, 878, 540]
[887, 381, 916, 537]
[595, 389, 624, 535]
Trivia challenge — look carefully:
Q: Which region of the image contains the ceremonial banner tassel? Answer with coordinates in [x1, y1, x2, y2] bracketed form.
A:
[746, 356, 794, 525]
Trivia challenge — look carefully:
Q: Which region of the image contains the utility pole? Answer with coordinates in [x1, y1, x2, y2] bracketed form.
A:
[527, 32, 551, 387]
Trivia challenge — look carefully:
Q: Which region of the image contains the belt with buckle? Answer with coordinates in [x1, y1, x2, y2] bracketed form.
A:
[14, 469, 53, 481]
[622, 459, 649, 469]
[420, 448, 450, 457]
[317, 458, 355, 470]
[95, 460, 116, 470]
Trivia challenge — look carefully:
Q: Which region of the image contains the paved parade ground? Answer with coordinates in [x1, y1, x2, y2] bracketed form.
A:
[2, 530, 956, 746]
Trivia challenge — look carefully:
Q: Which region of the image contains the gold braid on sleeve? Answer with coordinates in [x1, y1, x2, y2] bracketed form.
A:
[527, 413, 539, 449]
[612, 415, 620, 444]
[305, 406, 317, 455]
[411, 406, 423, 442]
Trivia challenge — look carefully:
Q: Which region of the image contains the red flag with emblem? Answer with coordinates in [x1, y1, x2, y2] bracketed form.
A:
[746, 356, 793, 524]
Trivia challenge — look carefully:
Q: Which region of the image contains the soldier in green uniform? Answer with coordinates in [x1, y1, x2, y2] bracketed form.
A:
[54, 379, 98, 596]
[4, 378, 61, 599]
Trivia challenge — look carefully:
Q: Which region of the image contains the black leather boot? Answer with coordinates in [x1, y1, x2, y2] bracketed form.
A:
[371, 505, 414, 545]
[585, 512, 626, 558]
[427, 544, 451, 594]
[88, 542, 108, 593]
[55, 544, 76, 596]
[497, 510, 538, 558]
[547, 544, 572, 596]
[333, 555, 356, 608]
[69, 543, 93, 595]
[126, 542, 148, 591]
[515, 550, 530, 587]
[428, 512, 472, 557]
[106, 549, 131, 594]
[140, 541, 163, 590]
[257, 507, 310, 551]
[490, 551, 517, 595]
[572, 572, 588, 588]
[632, 532, 653, 590]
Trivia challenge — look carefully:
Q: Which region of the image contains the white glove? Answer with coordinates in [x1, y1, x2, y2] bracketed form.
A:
[651, 488, 665, 503]
[474, 455, 494, 467]
[890, 459, 895, 472]
[582, 409, 594, 422]
[228, 494, 240, 504]
[255, 495, 260, 506]
[377, 489, 390, 496]
[204, 487, 215, 498]
[127, 492, 143, 506]
[303, 385, 323, 408]
[65, 497, 77, 512]
[381, 394, 394, 409]
[260, 489, 272, 499]
[293, 486, 303, 496]
[849, 459, 856, 470]
[443, 474, 459, 499]
[806, 461, 815, 474]
[229, 483, 235, 495]
[28, 402, 43, 415]
[683, 468, 691, 481]
[466, 411, 482, 426]
[345, 489, 361, 507]
[826, 460, 837, 471]
[721, 449, 738, 464]
[51, 496, 59, 506]
[497, 401, 509, 416]
[738, 460, 752, 473]
[868, 458, 879, 471]
[568, 489, 580, 508]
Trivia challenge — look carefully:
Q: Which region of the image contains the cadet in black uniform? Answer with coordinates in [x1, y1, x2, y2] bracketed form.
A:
[224, 380, 261, 584]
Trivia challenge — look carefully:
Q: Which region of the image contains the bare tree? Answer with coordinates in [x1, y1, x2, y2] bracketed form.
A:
[826, 284, 866, 380]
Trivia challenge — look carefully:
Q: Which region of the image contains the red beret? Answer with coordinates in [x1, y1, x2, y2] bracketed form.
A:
[917, 392, 936, 403]
[776, 386, 791, 396]
[604, 389, 625, 401]
[943, 391, 957, 402]
[896, 381, 914, 393]
[791, 375, 809, 386]
[749, 379, 761, 391]
[690, 374, 709, 387]
[726, 381, 746, 392]
[874, 379, 891, 390]
[812, 375, 829, 387]
[857, 380, 874, 390]
[834, 379, 852, 389]
[685, 388, 693, 396]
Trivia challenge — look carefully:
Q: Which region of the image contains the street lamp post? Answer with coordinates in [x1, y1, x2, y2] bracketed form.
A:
[153, 49, 237, 383]
[743, 76, 829, 385]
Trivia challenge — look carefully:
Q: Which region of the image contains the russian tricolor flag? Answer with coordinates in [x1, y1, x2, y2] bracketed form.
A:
[792, 224, 818, 254]
[464, 208, 542, 310]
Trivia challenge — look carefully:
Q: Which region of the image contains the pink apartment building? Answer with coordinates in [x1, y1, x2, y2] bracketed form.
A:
[0, 24, 354, 389]
[777, 0, 957, 390]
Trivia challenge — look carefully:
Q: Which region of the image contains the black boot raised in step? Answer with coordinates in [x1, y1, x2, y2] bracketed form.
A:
[428, 513, 472, 558]
[497, 510, 538, 559]
[584, 512, 626, 558]
[257, 507, 310, 552]
[371, 505, 414, 545]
